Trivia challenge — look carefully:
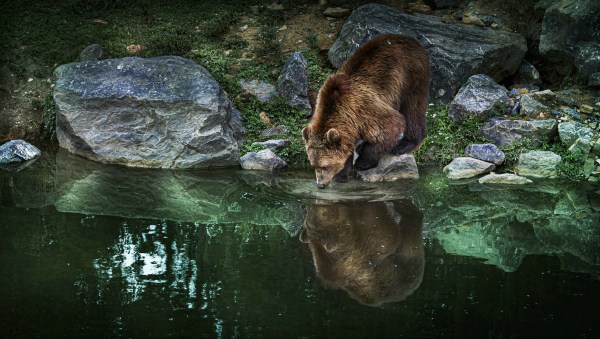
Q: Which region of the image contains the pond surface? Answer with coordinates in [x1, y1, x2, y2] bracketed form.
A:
[1, 148, 600, 338]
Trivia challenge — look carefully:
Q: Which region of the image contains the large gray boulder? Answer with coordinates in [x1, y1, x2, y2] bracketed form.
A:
[448, 74, 510, 124]
[54, 56, 245, 169]
[479, 119, 558, 147]
[328, 3, 527, 102]
[539, 0, 600, 82]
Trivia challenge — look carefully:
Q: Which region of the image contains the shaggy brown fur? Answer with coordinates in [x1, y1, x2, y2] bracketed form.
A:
[300, 200, 424, 307]
[302, 34, 429, 188]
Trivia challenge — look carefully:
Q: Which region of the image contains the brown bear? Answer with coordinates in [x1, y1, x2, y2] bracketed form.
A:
[302, 34, 429, 188]
[300, 200, 424, 307]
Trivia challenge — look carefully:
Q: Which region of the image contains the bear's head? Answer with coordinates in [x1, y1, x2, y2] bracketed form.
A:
[302, 72, 354, 189]
[302, 126, 351, 189]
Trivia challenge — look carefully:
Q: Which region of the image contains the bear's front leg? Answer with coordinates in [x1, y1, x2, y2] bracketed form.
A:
[333, 153, 354, 183]
[354, 142, 384, 171]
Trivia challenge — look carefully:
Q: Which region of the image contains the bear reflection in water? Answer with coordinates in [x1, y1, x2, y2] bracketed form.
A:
[300, 200, 424, 307]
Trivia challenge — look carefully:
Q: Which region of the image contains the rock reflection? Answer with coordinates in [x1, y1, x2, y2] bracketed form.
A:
[301, 200, 424, 307]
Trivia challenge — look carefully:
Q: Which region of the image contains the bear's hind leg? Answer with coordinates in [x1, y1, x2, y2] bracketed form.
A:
[391, 138, 423, 155]
[354, 142, 386, 171]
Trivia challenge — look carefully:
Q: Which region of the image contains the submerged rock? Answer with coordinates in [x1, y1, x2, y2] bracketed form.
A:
[443, 157, 495, 179]
[240, 149, 288, 171]
[356, 154, 419, 182]
[54, 56, 245, 169]
[328, 3, 527, 101]
[478, 172, 533, 185]
[448, 74, 510, 124]
[514, 150, 561, 178]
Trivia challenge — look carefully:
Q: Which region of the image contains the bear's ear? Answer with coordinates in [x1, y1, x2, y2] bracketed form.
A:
[302, 126, 311, 142]
[325, 128, 340, 145]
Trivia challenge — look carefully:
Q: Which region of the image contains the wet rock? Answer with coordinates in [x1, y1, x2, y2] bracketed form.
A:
[448, 74, 510, 123]
[323, 7, 350, 18]
[539, 0, 600, 79]
[479, 119, 558, 147]
[277, 52, 311, 110]
[464, 143, 505, 165]
[512, 60, 541, 86]
[589, 72, 600, 88]
[240, 79, 278, 102]
[593, 139, 600, 156]
[478, 172, 533, 185]
[240, 149, 288, 171]
[514, 150, 561, 178]
[357, 154, 419, 182]
[561, 106, 582, 121]
[328, 3, 527, 102]
[575, 42, 600, 81]
[558, 121, 593, 150]
[520, 94, 548, 116]
[252, 139, 290, 151]
[79, 44, 105, 61]
[568, 138, 592, 157]
[443, 157, 495, 179]
[54, 56, 245, 169]
[0, 140, 41, 172]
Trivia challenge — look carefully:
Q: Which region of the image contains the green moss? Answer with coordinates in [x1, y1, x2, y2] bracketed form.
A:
[414, 103, 487, 165]
[237, 96, 308, 166]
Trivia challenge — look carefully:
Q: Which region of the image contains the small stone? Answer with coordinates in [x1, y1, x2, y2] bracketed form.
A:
[240, 25, 249, 32]
[560, 106, 581, 120]
[240, 149, 287, 171]
[514, 150, 561, 178]
[558, 121, 593, 148]
[259, 124, 287, 137]
[464, 143, 505, 165]
[80, 44, 105, 61]
[126, 44, 144, 55]
[478, 172, 533, 185]
[240, 79, 278, 102]
[580, 104, 594, 114]
[520, 94, 548, 116]
[323, 7, 351, 18]
[407, 1, 432, 14]
[278, 25, 287, 31]
[252, 139, 291, 151]
[443, 157, 495, 179]
[462, 15, 485, 27]
[0, 140, 41, 172]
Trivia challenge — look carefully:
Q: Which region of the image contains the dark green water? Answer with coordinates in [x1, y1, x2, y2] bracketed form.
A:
[1, 149, 599, 338]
